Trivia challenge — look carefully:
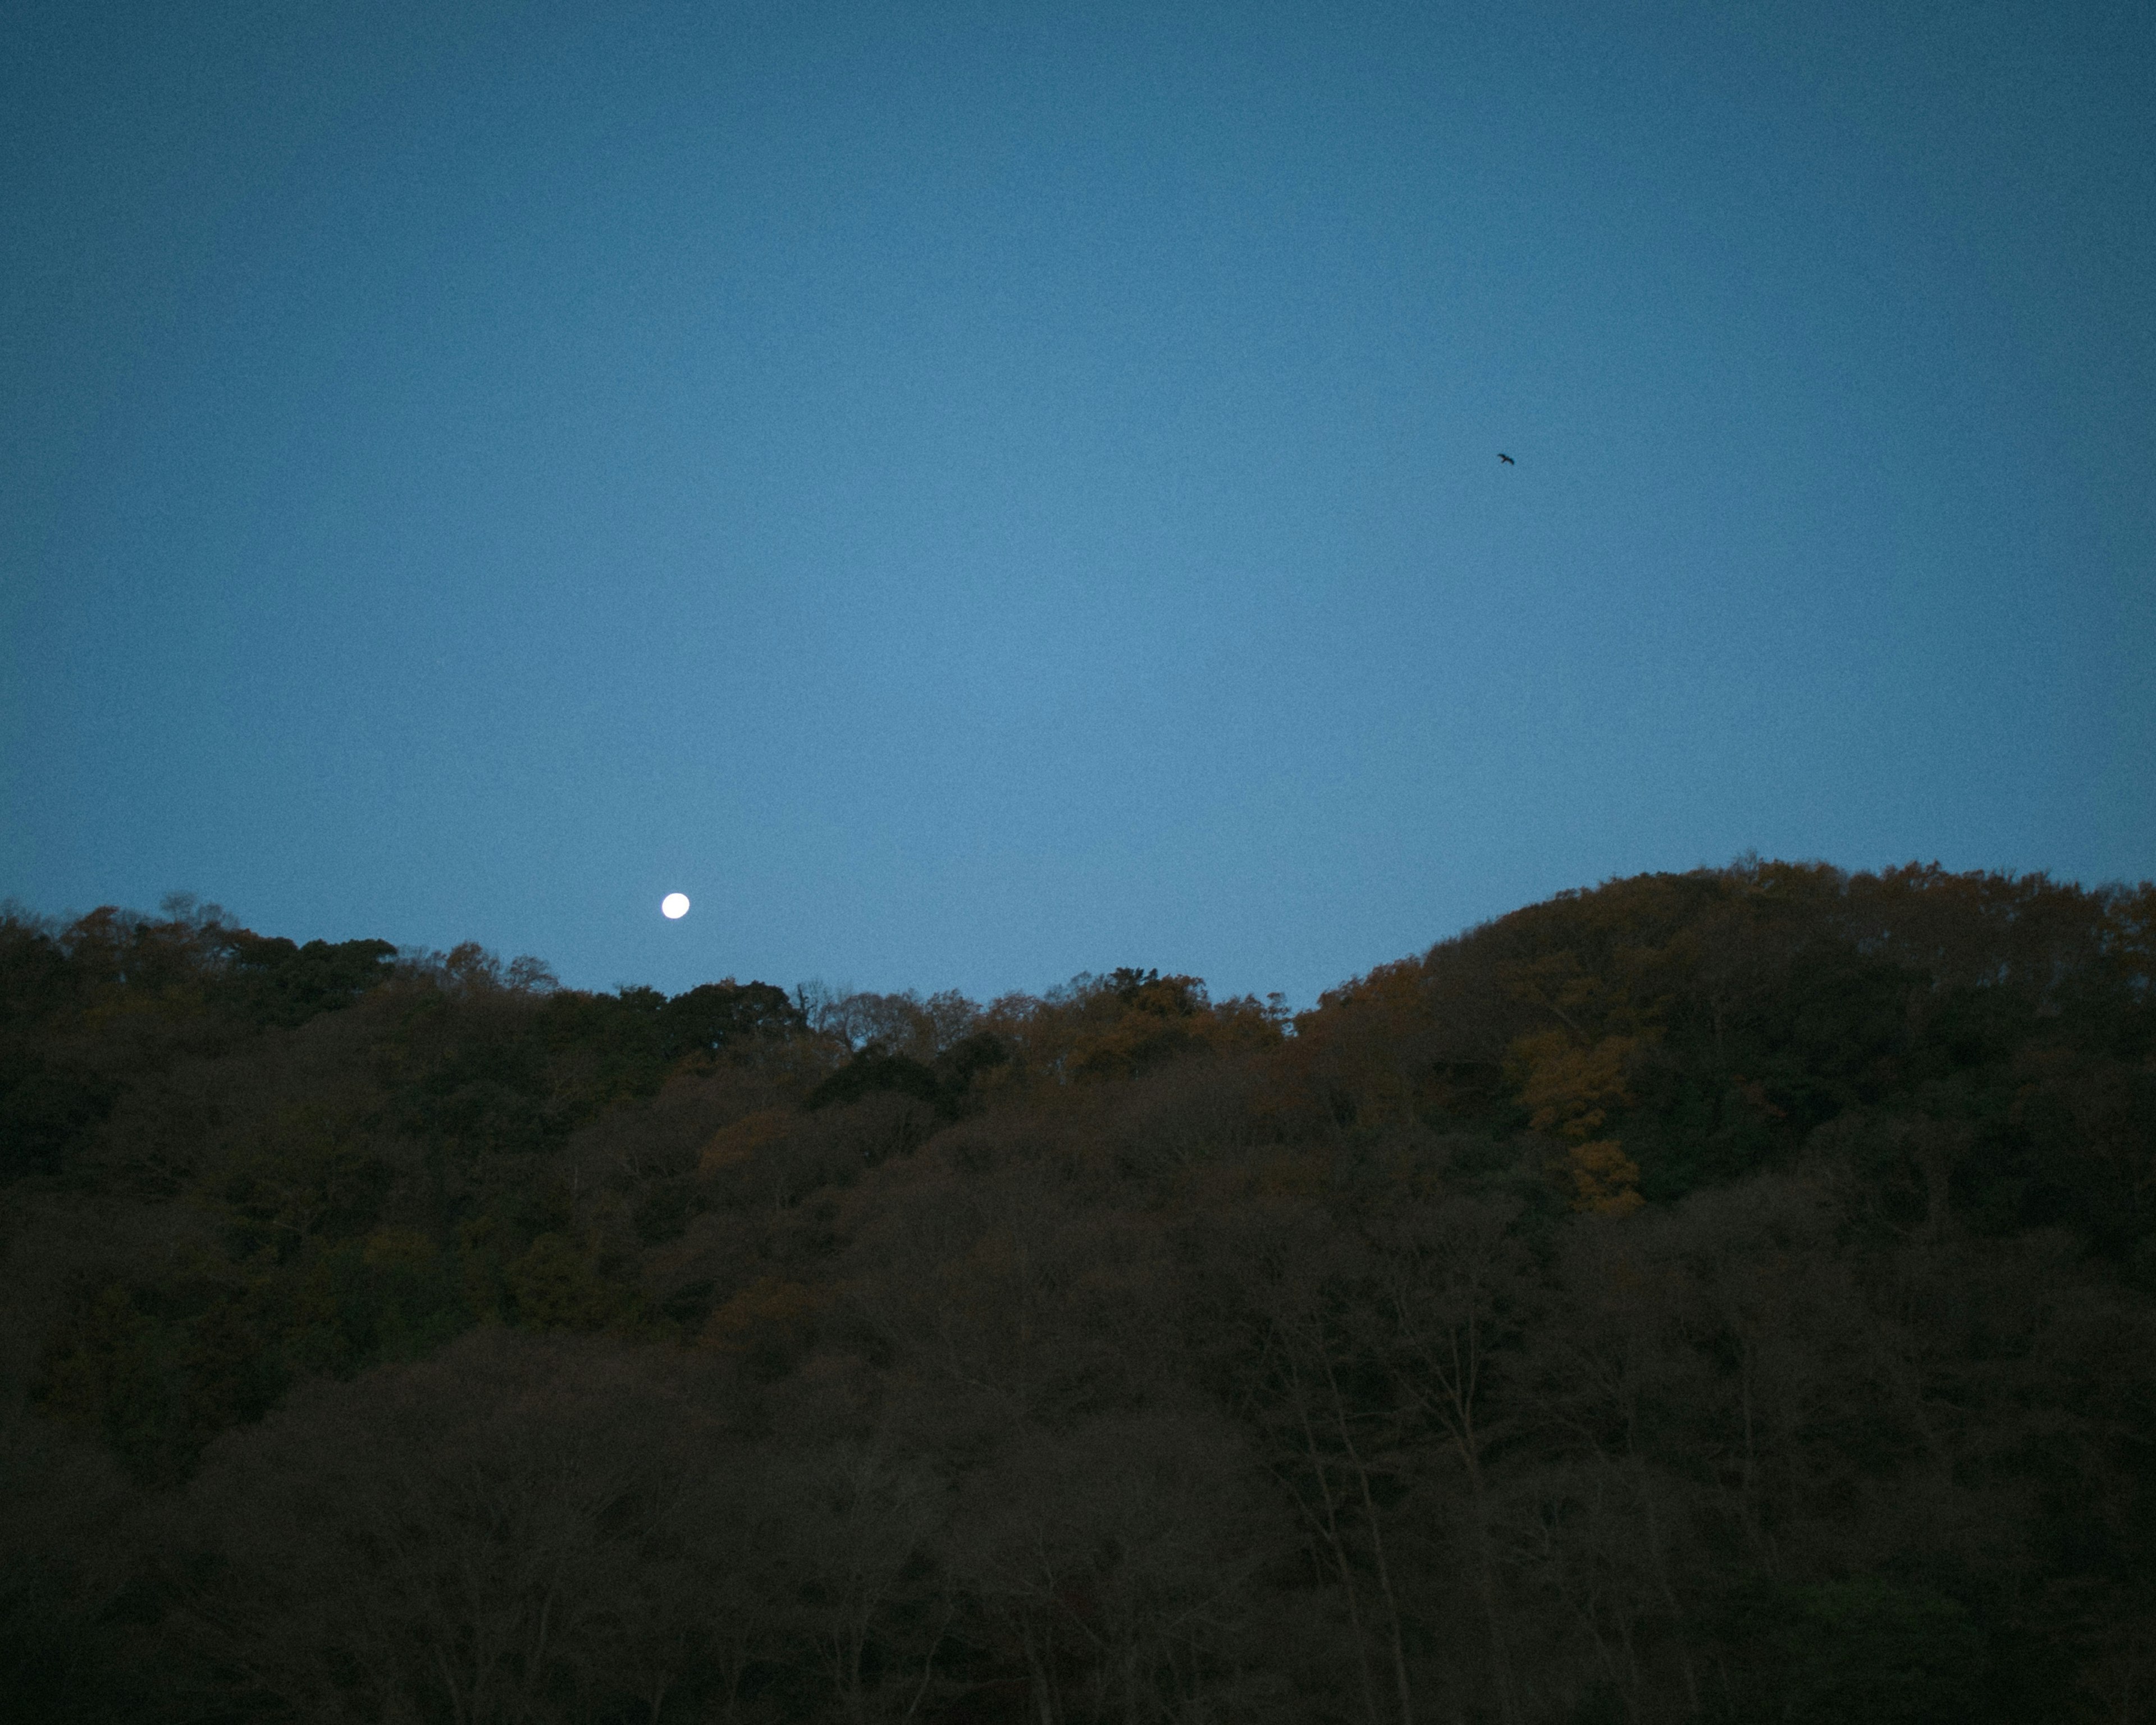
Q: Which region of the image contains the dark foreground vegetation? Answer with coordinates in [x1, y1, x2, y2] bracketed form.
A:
[3, 859, 2154, 1724]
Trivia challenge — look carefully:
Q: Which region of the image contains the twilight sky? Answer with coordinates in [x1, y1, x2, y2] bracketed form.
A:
[4, 1, 2152, 1005]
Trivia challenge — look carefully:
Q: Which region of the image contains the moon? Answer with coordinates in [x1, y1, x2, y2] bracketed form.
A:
[661, 892, 690, 920]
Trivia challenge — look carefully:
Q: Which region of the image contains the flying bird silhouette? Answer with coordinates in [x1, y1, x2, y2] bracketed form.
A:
[1498, 453, 1514, 465]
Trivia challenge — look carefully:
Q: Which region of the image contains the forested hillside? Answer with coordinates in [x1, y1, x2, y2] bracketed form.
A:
[3, 860, 2153, 1724]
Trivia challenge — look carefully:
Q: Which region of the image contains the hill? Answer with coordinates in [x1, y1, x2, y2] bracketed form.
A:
[3, 859, 2152, 1723]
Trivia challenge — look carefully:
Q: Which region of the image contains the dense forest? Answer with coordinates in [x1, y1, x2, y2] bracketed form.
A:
[3, 859, 2153, 1724]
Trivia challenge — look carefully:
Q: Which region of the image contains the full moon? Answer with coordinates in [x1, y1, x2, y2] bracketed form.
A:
[661, 892, 690, 920]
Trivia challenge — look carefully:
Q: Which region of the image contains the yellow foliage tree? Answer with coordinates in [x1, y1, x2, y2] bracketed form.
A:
[1509, 1030, 1647, 1213]
[1566, 1139, 1646, 1215]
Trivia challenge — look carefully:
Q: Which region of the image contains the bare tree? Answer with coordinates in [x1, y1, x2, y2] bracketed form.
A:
[181, 1329, 731, 1725]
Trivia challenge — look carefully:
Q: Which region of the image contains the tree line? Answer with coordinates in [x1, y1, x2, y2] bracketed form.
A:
[1, 858, 2152, 1723]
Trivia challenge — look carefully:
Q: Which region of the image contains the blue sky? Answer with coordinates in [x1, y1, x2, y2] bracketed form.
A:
[5, 1, 2151, 1005]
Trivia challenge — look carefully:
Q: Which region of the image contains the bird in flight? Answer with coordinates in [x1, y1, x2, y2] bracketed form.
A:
[1498, 453, 1515, 465]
